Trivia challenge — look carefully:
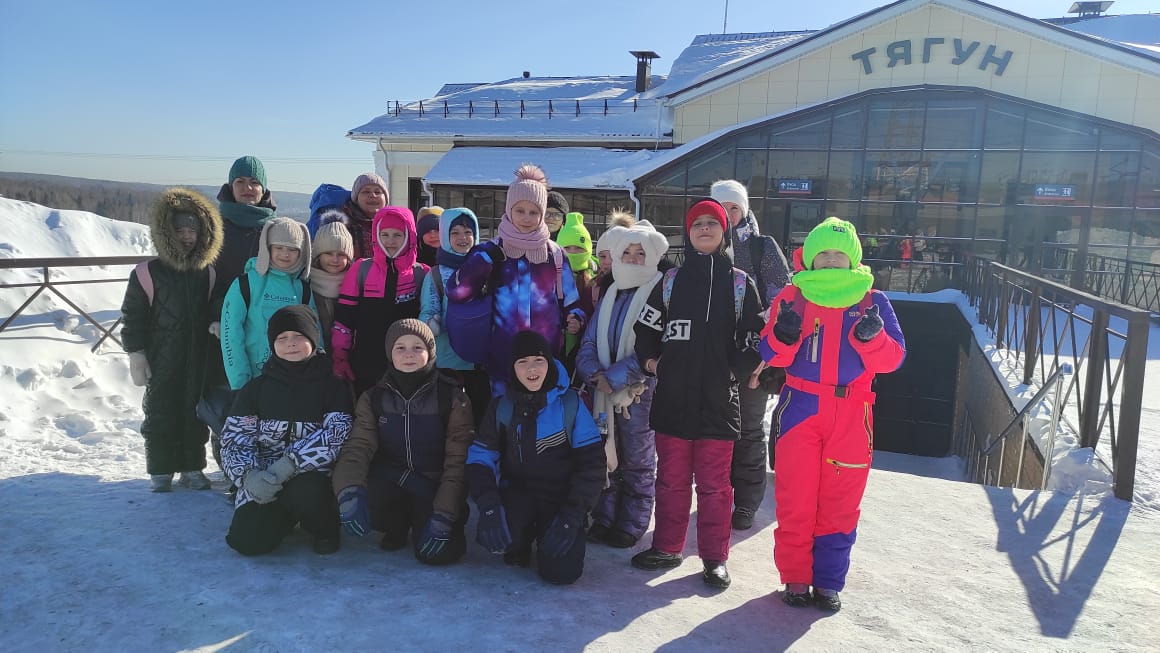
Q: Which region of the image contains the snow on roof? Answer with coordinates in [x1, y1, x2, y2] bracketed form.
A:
[1051, 13, 1160, 45]
[424, 147, 668, 190]
[641, 31, 814, 100]
[349, 76, 669, 141]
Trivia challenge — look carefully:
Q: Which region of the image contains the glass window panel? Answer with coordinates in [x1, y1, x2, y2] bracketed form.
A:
[1099, 128, 1140, 151]
[860, 201, 918, 237]
[978, 152, 1020, 204]
[827, 201, 861, 224]
[737, 127, 768, 149]
[1024, 108, 1098, 150]
[1138, 146, 1160, 208]
[975, 206, 1010, 242]
[917, 204, 975, 239]
[918, 151, 980, 203]
[983, 102, 1024, 149]
[1088, 210, 1134, 263]
[639, 195, 687, 233]
[687, 147, 735, 195]
[831, 106, 866, 149]
[826, 151, 863, 200]
[924, 101, 983, 149]
[1018, 152, 1095, 204]
[735, 149, 768, 198]
[866, 102, 924, 149]
[760, 199, 790, 250]
[767, 151, 827, 198]
[1093, 152, 1138, 207]
[1130, 210, 1160, 264]
[787, 201, 825, 248]
[771, 114, 830, 149]
[638, 165, 687, 196]
[863, 151, 923, 202]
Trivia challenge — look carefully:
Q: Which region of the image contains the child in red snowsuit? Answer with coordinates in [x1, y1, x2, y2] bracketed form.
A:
[754, 216, 905, 612]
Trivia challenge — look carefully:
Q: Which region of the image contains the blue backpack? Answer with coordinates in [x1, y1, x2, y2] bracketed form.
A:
[307, 183, 351, 238]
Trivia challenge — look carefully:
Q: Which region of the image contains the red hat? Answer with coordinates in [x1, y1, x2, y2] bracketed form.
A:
[685, 200, 728, 233]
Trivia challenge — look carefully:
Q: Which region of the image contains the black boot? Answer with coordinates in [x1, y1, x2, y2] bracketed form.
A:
[602, 528, 637, 549]
[503, 548, 532, 568]
[783, 585, 812, 608]
[587, 523, 610, 543]
[313, 535, 340, 555]
[731, 506, 755, 530]
[702, 561, 731, 589]
[631, 548, 683, 570]
[813, 587, 841, 612]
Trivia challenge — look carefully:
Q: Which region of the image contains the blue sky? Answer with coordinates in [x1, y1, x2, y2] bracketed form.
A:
[1, 0, 1156, 193]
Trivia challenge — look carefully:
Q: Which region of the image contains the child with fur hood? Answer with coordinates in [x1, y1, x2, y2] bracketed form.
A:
[753, 216, 905, 612]
[121, 188, 223, 492]
[221, 305, 354, 555]
[466, 331, 605, 585]
[331, 320, 474, 566]
[219, 217, 318, 391]
[309, 212, 354, 350]
[331, 206, 429, 397]
[575, 220, 669, 548]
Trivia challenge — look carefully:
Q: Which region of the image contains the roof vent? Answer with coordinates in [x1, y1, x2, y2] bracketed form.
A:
[1067, 1, 1113, 17]
[522, 71, 530, 78]
[630, 50, 660, 93]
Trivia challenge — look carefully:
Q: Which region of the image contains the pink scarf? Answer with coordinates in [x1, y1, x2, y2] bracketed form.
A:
[497, 213, 550, 264]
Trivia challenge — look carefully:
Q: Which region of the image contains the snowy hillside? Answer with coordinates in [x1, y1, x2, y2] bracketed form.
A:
[1, 200, 1158, 651]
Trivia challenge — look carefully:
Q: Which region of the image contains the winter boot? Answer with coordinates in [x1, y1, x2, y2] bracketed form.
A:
[313, 535, 341, 555]
[602, 528, 637, 549]
[731, 506, 756, 530]
[504, 548, 533, 568]
[783, 583, 812, 608]
[702, 561, 731, 589]
[150, 474, 173, 493]
[587, 523, 610, 543]
[630, 548, 684, 571]
[178, 470, 212, 490]
[813, 587, 841, 612]
[379, 529, 409, 552]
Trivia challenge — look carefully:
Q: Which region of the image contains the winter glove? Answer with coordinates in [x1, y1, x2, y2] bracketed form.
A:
[208, 321, 221, 339]
[426, 314, 443, 337]
[242, 469, 282, 504]
[757, 366, 787, 394]
[479, 240, 506, 265]
[853, 304, 884, 343]
[267, 453, 297, 484]
[475, 503, 512, 554]
[128, 352, 151, 387]
[337, 486, 370, 537]
[416, 514, 454, 559]
[772, 299, 803, 345]
[540, 514, 581, 558]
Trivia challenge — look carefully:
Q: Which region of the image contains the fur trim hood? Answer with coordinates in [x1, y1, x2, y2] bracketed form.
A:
[151, 188, 223, 271]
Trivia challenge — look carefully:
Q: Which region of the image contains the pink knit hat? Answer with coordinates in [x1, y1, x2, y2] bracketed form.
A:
[504, 164, 549, 218]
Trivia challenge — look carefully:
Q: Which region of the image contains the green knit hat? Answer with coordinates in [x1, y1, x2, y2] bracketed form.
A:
[556, 212, 593, 272]
[228, 155, 267, 188]
[803, 216, 862, 269]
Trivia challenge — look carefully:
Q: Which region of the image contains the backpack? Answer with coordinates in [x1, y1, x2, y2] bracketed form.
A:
[133, 261, 216, 306]
[661, 266, 748, 325]
[237, 273, 312, 309]
[445, 240, 565, 365]
[495, 387, 579, 443]
[307, 183, 352, 238]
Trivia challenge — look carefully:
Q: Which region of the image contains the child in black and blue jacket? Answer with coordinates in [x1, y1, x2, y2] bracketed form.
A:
[466, 331, 605, 585]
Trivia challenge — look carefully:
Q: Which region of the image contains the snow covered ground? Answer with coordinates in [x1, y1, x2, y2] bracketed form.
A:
[1, 198, 1158, 651]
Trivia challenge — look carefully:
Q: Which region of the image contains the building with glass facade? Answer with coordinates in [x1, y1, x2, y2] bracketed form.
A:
[349, 0, 1160, 298]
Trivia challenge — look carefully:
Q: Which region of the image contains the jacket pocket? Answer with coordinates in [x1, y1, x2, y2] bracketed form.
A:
[863, 402, 874, 454]
[771, 388, 793, 441]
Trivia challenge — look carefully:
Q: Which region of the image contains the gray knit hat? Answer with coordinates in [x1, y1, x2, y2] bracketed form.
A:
[312, 218, 354, 263]
[257, 217, 311, 279]
[351, 173, 389, 204]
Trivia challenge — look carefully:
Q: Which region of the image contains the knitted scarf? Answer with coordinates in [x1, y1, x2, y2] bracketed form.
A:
[309, 265, 346, 299]
[596, 273, 661, 370]
[791, 265, 875, 308]
[497, 214, 550, 264]
[217, 185, 275, 229]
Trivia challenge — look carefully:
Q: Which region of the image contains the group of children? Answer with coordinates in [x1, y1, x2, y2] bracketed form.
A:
[121, 157, 905, 608]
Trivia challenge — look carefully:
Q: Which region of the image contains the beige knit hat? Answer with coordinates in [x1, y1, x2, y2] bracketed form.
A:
[312, 218, 354, 264]
[257, 217, 311, 279]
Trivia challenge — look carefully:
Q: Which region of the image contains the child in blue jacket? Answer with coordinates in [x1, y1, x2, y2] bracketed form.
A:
[466, 331, 606, 585]
[220, 217, 318, 390]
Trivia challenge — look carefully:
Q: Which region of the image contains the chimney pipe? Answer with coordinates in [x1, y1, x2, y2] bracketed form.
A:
[629, 50, 660, 93]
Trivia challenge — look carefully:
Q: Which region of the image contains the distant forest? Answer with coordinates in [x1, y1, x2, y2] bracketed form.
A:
[0, 173, 311, 223]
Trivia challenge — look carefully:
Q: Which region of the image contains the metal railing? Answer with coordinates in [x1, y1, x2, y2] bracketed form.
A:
[0, 256, 148, 352]
[1052, 248, 1160, 314]
[382, 97, 657, 119]
[963, 256, 1150, 500]
[971, 363, 1073, 490]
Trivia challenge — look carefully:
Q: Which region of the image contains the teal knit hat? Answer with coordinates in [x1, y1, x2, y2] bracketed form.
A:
[228, 155, 267, 188]
[803, 216, 863, 269]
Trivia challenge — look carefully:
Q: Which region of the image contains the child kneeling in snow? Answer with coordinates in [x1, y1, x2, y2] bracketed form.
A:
[221, 305, 354, 556]
[754, 216, 906, 612]
[121, 188, 223, 492]
[330, 319, 475, 566]
[466, 331, 606, 585]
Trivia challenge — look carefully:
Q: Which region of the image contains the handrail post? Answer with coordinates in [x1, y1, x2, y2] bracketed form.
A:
[1023, 287, 1040, 386]
[1014, 413, 1029, 488]
[1114, 315, 1148, 500]
[1080, 310, 1108, 450]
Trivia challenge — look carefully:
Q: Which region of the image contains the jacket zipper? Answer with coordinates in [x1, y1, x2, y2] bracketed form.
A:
[810, 318, 821, 363]
[864, 403, 874, 454]
[771, 389, 793, 441]
[391, 382, 433, 476]
[705, 255, 714, 322]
